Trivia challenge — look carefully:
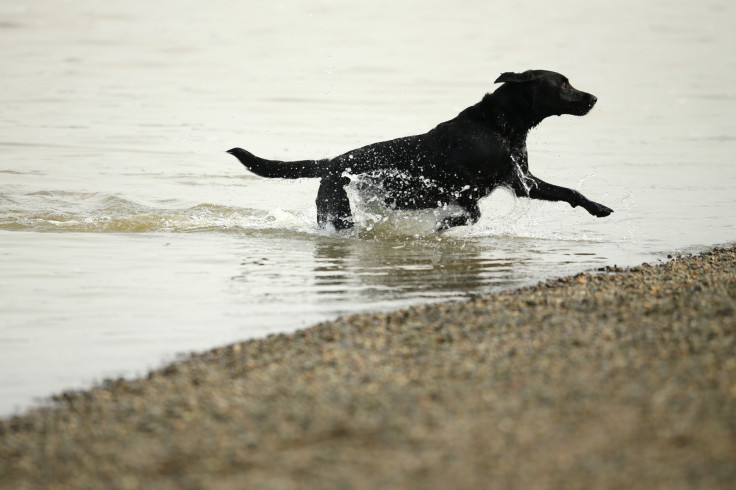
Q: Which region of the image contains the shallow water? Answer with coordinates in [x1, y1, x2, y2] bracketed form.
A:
[1, 0, 735, 415]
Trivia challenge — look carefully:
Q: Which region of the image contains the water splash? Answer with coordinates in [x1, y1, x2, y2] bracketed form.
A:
[347, 179, 468, 240]
[511, 155, 533, 196]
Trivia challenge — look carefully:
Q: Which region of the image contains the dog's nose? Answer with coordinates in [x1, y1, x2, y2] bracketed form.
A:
[589, 95, 598, 106]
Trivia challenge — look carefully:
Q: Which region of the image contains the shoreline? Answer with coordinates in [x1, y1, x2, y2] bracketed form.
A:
[2, 245, 735, 489]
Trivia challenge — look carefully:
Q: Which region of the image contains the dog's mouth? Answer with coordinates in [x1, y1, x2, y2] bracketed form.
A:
[579, 94, 597, 115]
[568, 97, 596, 116]
[554, 92, 597, 117]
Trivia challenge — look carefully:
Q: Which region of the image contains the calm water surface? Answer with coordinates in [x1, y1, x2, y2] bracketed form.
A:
[1, 0, 735, 415]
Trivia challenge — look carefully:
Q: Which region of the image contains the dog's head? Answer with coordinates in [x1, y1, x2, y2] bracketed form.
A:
[494, 70, 597, 119]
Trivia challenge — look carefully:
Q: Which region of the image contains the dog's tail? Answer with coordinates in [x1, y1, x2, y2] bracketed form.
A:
[227, 148, 330, 179]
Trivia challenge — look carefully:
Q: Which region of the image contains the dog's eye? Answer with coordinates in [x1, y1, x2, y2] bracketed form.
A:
[561, 82, 567, 89]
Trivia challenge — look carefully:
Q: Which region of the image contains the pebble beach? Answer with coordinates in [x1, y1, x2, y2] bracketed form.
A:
[1, 245, 735, 489]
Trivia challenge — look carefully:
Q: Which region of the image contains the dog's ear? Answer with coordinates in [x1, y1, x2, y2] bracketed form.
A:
[494, 71, 537, 84]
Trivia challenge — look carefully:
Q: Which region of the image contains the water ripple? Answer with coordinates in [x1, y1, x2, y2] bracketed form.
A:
[0, 192, 302, 234]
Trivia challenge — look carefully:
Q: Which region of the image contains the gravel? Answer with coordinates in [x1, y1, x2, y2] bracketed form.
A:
[2, 245, 735, 489]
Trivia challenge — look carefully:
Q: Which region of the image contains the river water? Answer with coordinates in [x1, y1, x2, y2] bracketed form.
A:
[1, 0, 735, 415]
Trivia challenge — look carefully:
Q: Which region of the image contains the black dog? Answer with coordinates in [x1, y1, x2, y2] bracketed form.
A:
[228, 70, 613, 231]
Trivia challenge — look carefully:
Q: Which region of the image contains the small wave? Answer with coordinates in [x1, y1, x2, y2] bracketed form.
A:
[0, 188, 456, 240]
[0, 192, 313, 235]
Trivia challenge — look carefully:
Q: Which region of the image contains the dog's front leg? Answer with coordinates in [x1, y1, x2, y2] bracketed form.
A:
[521, 175, 613, 218]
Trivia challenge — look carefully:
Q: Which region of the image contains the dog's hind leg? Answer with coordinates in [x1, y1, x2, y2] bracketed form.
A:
[316, 175, 354, 230]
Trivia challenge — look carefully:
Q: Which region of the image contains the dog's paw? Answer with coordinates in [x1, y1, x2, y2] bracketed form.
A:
[585, 201, 613, 218]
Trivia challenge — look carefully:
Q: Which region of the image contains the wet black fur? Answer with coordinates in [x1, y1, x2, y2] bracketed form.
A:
[228, 70, 613, 231]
